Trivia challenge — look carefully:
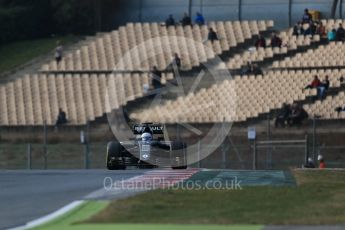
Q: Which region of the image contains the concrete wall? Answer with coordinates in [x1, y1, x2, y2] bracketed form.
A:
[241, 0, 289, 28]
[103, 0, 345, 31]
[291, 0, 334, 25]
[141, 0, 189, 22]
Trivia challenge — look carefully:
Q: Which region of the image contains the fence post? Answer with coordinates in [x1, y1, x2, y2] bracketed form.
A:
[341, 0, 344, 19]
[27, 144, 32, 170]
[84, 144, 89, 169]
[238, 0, 242, 21]
[221, 125, 226, 169]
[188, 0, 192, 20]
[267, 113, 272, 169]
[288, 0, 292, 27]
[253, 139, 257, 170]
[138, 0, 143, 22]
[197, 138, 201, 168]
[43, 120, 47, 170]
[176, 122, 181, 142]
[312, 116, 316, 159]
[200, 0, 203, 14]
[305, 134, 309, 165]
[83, 121, 90, 169]
[331, 0, 339, 19]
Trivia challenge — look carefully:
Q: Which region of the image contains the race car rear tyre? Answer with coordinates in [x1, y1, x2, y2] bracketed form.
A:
[107, 141, 126, 170]
[171, 141, 187, 170]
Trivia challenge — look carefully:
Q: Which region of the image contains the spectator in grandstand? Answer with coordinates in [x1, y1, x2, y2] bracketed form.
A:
[241, 62, 252, 75]
[151, 66, 162, 90]
[328, 28, 337, 41]
[241, 62, 262, 75]
[318, 75, 330, 99]
[304, 75, 321, 89]
[288, 103, 309, 126]
[275, 103, 291, 128]
[316, 21, 327, 38]
[207, 28, 218, 43]
[270, 32, 282, 48]
[335, 105, 345, 113]
[254, 34, 266, 48]
[292, 23, 299, 36]
[195, 12, 205, 25]
[304, 157, 316, 168]
[165, 14, 175, 26]
[336, 23, 345, 41]
[55, 41, 63, 63]
[242, 62, 262, 75]
[181, 13, 192, 26]
[55, 108, 67, 126]
[293, 22, 304, 36]
[304, 21, 317, 36]
[252, 64, 263, 75]
[311, 22, 317, 35]
[172, 53, 181, 69]
[168, 53, 182, 71]
[302, 8, 313, 24]
[318, 155, 326, 169]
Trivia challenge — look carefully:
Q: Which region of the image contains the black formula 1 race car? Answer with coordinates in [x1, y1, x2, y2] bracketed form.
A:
[106, 123, 187, 170]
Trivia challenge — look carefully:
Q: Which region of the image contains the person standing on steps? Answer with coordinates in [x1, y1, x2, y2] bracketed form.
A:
[181, 13, 192, 26]
[55, 41, 63, 64]
[195, 12, 205, 26]
[55, 108, 68, 127]
[336, 23, 345, 41]
[165, 14, 175, 27]
[302, 8, 313, 24]
[207, 28, 219, 43]
[171, 53, 181, 70]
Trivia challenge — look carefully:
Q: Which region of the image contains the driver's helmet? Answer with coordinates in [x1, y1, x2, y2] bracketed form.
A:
[141, 132, 152, 142]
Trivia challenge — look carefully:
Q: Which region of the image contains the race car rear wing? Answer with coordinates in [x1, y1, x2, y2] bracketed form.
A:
[133, 124, 164, 135]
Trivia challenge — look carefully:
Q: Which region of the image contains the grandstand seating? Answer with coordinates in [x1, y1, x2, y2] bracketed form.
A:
[5, 18, 345, 127]
[41, 20, 273, 72]
[227, 46, 288, 70]
[304, 91, 345, 119]
[130, 69, 344, 123]
[320, 19, 345, 31]
[226, 19, 345, 70]
[0, 72, 173, 126]
[272, 42, 345, 68]
[226, 33, 320, 70]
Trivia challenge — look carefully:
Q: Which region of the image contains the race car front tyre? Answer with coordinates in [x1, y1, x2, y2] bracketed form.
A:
[106, 141, 126, 170]
[138, 164, 156, 169]
[172, 166, 187, 170]
[171, 141, 187, 170]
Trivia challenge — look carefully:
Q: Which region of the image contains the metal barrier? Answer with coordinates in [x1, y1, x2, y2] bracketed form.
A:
[252, 135, 309, 170]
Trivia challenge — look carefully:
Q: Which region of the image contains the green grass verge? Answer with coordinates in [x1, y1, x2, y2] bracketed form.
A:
[34, 201, 107, 230]
[85, 170, 345, 225]
[0, 36, 76, 74]
[34, 201, 262, 230]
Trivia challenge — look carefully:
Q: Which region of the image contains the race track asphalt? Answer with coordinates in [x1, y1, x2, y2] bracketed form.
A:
[0, 170, 145, 230]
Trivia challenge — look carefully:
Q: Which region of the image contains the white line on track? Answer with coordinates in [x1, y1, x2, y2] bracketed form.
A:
[8, 200, 84, 230]
[9, 169, 199, 230]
